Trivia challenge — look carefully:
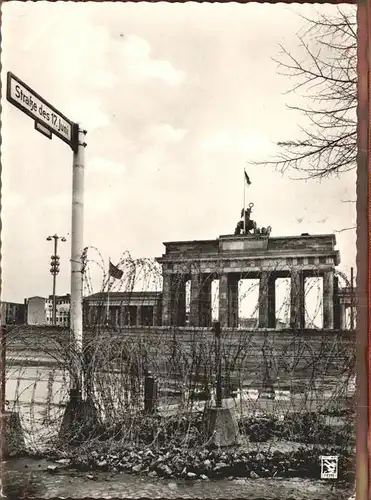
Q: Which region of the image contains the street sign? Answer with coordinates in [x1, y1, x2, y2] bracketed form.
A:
[34, 120, 52, 140]
[6, 71, 77, 150]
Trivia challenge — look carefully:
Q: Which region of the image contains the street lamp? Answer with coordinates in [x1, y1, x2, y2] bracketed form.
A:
[46, 234, 67, 325]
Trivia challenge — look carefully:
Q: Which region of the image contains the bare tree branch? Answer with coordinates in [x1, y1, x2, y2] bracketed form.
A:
[254, 7, 357, 180]
[333, 226, 356, 233]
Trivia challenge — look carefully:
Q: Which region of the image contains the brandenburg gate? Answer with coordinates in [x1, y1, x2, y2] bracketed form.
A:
[156, 232, 342, 330]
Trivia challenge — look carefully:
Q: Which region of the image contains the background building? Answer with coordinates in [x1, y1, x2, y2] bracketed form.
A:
[26, 296, 47, 325]
[0, 301, 26, 325]
[25, 294, 71, 326]
[83, 292, 163, 328]
[45, 294, 70, 327]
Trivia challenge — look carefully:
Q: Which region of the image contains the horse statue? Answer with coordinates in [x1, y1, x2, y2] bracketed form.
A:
[258, 226, 272, 237]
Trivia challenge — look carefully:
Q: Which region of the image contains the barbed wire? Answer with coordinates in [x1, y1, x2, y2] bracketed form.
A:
[3, 250, 355, 467]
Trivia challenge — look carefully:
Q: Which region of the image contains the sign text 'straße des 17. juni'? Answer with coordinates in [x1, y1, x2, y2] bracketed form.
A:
[7, 72, 75, 148]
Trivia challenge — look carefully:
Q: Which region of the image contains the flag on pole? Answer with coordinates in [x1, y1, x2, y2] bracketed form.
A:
[109, 260, 123, 280]
[244, 170, 251, 185]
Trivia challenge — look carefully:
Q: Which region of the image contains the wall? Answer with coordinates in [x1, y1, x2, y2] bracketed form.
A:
[5, 325, 354, 387]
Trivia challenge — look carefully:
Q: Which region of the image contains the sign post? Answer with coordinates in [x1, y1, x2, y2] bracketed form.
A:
[70, 125, 86, 398]
[6, 71, 86, 402]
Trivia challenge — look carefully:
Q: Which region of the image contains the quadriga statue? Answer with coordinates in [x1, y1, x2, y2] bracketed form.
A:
[260, 226, 272, 237]
[234, 203, 257, 235]
[234, 203, 272, 237]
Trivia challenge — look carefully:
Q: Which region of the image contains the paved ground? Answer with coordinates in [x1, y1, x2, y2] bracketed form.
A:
[1, 458, 354, 500]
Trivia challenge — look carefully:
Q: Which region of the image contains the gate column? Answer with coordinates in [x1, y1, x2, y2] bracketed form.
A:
[190, 273, 201, 326]
[323, 270, 334, 329]
[290, 269, 305, 329]
[228, 275, 239, 328]
[219, 273, 229, 328]
[200, 275, 212, 327]
[161, 273, 173, 326]
[268, 273, 276, 328]
[174, 275, 187, 326]
[259, 271, 276, 328]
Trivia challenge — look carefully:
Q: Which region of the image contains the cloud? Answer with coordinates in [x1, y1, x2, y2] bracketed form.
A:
[236, 135, 274, 155]
[201, 131, 274, 157]
[88, 157, 125, 175]
[1, 2, 357, 302]
[139, 59, 185, 85]
[42, 189, 122, 216]
[89, 71, 118, 90]
[201, 132, 232, 151]
[69, 96, 111, 131]
[43, 193, 70, 209]
[149, 124, 187, 143]
[85, 191, 120, 214]
[117, 34, 185, 85]
[3, 193, 26, 210]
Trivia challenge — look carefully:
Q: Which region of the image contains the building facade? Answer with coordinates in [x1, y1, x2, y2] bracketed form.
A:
[25, 294, 71, 326]
[45, 294, 70, 326]
[21, 228, 354, 332]
[155, 233, 352, 330]
[0, 301, 26, 325]
[83, 292, 162, 328]
[26, 296, 47, 325]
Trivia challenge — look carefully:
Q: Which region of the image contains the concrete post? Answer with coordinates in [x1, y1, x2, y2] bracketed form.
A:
[323, 270, 334, 329]
[144, 372, 157, 414]
[70, 126, 86, 396]
[290, 269, 305, 329]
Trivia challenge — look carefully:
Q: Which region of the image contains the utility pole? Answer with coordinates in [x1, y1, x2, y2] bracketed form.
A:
[46, 234, 66, 325]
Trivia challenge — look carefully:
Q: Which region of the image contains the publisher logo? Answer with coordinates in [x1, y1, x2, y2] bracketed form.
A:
[320, 456, 338, 479]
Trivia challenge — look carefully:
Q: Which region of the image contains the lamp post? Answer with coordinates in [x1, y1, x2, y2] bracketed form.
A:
[46, 234, 66, 325]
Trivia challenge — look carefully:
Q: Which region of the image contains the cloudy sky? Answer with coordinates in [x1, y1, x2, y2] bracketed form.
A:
[2, 2, 356, 304]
